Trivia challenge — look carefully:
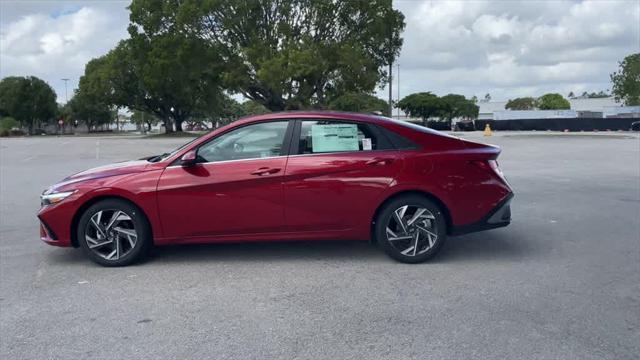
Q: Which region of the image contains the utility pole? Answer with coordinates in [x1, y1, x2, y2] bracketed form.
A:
[60, 78, 70, 135]
[61, 78, 69, 103]
[397, 63, 400, 119]
[388, 62, 393, 116]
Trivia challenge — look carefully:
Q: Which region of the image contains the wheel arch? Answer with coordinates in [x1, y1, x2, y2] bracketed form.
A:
[370, 189, 453, 243]
[70, 195, 153, 248]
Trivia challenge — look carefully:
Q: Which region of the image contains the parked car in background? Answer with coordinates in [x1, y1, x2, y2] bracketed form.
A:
[631, 121, 640, 131]
[38, 111, 513, 266]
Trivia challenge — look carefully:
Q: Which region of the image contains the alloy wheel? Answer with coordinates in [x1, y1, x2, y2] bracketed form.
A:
[84, 209, 138, 261]
[385, 205, 438, 256]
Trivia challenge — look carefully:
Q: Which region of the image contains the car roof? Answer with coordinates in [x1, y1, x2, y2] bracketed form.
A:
[235, 110, 444, 136]
[235, 110, 390, 125]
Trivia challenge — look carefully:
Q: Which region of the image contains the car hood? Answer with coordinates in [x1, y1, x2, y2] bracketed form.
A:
[62, 160, 151, 183]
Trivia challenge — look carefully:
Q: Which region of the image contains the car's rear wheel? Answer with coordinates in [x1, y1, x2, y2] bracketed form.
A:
[375, 195, 447, 263]
[77, 199, 151, 267]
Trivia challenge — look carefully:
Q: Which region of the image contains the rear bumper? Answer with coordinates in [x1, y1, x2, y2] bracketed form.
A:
[450, 192, 513, 236]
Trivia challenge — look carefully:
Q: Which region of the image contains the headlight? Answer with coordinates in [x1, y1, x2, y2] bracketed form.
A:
[41, 191, 75, 206]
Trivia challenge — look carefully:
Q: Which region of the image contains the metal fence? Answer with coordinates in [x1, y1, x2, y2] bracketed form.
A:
[474, 117, 639, 131]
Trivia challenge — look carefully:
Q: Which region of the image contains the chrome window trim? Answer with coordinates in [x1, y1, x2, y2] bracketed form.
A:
[287, 148, 400, 158]
[166, 149, 406, 167]
[166, 155, 288, 168]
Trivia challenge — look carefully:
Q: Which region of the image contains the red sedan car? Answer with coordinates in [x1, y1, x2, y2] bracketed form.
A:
[38, 111, 513, 266]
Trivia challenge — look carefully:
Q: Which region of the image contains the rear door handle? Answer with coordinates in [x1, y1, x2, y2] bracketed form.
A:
[365, 158, 394, 166]
[250, 167, 281, 176]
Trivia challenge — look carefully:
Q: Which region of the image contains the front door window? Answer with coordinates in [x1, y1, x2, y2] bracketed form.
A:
[197, 121, 289, 162]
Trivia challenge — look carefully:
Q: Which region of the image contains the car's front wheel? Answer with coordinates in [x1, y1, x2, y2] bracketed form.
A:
[375, 195, 447, 263]
[77, 199, 151, 267]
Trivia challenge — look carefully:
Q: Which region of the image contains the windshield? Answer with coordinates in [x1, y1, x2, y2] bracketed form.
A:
[147, 132, 210, 162]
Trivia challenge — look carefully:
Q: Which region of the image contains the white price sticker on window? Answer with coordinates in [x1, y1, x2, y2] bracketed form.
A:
[311, 124, 359, 152]
[362, 138, 372, 150]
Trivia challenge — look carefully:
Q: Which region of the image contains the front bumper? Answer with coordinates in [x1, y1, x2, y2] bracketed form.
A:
[39, 217, 66, 246]
[450, 192, 513, 236]
[38, 202, 77, 247]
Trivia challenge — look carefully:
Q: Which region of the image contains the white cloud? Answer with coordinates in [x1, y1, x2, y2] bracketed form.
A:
[385, 0, 640, 101]
[0, 0, 638, 105]
[0, 1, 130, 103]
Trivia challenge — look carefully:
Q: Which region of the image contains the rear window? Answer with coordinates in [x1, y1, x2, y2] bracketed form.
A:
[376, 126, 419, 150]
[297, 120, 393, 154]
[392, 120, 458, 139]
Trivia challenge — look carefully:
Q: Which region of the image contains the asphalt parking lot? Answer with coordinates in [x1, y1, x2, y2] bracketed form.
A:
[1, 132, 639, 359]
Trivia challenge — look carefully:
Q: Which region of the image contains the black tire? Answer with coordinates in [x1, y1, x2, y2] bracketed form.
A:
[375, 195, 447, 263]
[77, 199, 152, 267]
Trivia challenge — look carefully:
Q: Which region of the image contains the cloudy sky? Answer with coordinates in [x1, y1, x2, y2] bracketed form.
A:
[1, 0, 638, 104]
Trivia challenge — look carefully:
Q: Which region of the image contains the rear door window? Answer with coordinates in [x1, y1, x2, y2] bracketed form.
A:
[297, 120, 392, 154]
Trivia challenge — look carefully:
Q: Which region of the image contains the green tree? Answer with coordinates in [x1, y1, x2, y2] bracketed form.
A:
[67, 90, 113, 131]
[241, 100, 271, 116]
[221, 97, 245, 118]
[437, 94, 478, 127]
[127, 29, 225, 132]
[458, 97, 480, 120]
[611, 53, 640, 105]
[328, 92, 390, 116]
[56, 102, 74, 132]
[396, 92, 443, 126]
[0, 116, 19, 136]
[131, 110, 159, 132]
[57, 103, 72, 124]
[128, 0, 405, 111]
[537, 93, 570, 110]
[438, 94, 464, 124]
[81, 33, 225, 133]
[589, 91, 608, 98]
[214, 96, 248, 127]
[505, 97, 537, 110]
[70, 57, 117, 131]
[0, 76, 57, 134]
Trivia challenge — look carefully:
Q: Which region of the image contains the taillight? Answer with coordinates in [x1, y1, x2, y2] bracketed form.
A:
[471, 160, 508, 184]
[488, 160, 503, 177]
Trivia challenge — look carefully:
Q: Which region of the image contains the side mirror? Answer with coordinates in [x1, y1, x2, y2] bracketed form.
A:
[180, 150, 198, 166]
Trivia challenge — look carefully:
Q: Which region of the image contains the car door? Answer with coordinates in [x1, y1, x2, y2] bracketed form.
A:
[156, 120, 293, 241]
[283, 119, 403, 236]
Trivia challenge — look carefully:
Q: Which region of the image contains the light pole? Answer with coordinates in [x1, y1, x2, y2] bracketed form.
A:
[388, 62, 393, 117]
[61, 78, 69, 103]
[60, 78, 70, 134]
[396, 63, 400, 119]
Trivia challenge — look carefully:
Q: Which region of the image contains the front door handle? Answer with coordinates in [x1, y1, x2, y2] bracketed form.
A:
[365, 158, 394, 166]
[250, 167, 281, 176]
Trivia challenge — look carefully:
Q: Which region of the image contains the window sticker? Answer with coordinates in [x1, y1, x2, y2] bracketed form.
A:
[361, 138, 372, 151]
[311, 124, 359, 152]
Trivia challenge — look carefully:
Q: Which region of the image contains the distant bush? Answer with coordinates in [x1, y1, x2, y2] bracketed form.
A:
[0, 117, 20, 136]
[537, 93, 570, 110]
[505, 97, 537, 110]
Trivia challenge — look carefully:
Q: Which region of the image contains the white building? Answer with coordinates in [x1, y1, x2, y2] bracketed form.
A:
[478, 97, 636, 120]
